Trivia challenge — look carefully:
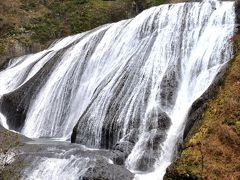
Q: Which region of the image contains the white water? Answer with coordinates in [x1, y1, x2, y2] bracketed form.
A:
[22, 155, 94, 180]
[0, 111, 8, 129]
[0, 0, 235, 179]
[26, 157, 92, 180]
[134, 1, 235, 179]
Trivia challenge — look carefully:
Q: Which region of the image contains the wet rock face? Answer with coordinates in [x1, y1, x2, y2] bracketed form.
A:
[82, 160, 134, 180]
[110, 112, 171, 171]
[72, 106, 171, 169]
[160, 70, 179, 109]
[7, 140, 134, 180]
[0, 48, 68, 131]
[72, 109, 171, 172]
[112, 141, 135, 165]
[146, 111, 172, 131]
[183, 65, 228, 139]
[134, 151, 156, 171]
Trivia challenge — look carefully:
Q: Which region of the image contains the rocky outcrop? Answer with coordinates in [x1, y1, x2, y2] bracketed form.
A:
[72, 100, 171, 171]
[82, 160, 134, 180]
[0, 40, 43, 70]
[3, 140, 133, 180]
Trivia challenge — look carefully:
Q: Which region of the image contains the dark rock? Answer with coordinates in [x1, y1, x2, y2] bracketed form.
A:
[157, 112, 172, 129]
[111, 150, 126, 165]
[145, 110, 171, 131]
[150, 131, 166, 150]
[113, 141, 134, 154]
[134, 131, 166, 171]
[134, 151, 156, 172]
[160, 66, 180, 110]
[82, 160, 134, 180]
[111, 140, 135, 165]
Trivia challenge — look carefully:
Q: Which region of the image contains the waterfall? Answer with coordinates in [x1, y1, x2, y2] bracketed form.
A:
[22, 156, 93, 180]
[0, 0, 235, 179]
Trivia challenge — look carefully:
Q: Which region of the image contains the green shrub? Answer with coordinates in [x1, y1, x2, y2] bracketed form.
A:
[224, 118, 235, 126]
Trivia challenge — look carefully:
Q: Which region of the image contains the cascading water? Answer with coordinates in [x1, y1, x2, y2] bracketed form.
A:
[0, 0, 235, 179]
[22, 153, 94, 180]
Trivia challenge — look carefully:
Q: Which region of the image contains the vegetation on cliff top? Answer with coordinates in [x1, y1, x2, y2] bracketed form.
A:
[0, 0, 167, 68]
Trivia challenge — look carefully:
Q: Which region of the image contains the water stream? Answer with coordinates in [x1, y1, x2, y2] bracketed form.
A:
[0, 0, 235, 179]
